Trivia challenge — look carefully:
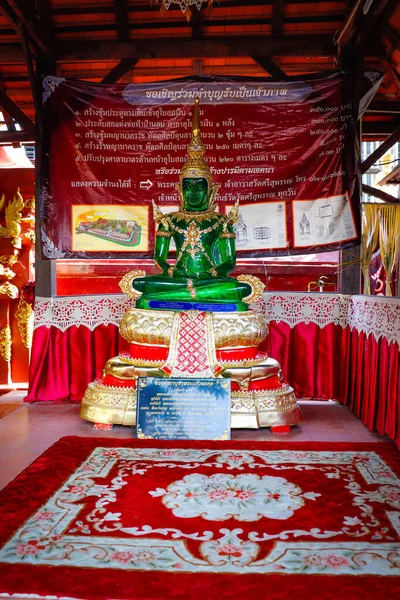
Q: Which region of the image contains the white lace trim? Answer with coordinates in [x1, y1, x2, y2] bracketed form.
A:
[258, 293, 400, 346]
[33, 293, 400, 346]
[34, 295, 135, 332]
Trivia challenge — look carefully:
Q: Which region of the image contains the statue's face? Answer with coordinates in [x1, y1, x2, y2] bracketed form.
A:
[182, 177, 209, 211]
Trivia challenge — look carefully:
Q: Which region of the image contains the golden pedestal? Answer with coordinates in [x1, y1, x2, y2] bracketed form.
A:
[80, 307, 302, 431]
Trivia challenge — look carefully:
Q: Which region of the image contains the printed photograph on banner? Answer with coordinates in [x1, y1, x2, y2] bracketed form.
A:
[225, 202, 288, 251]
[71, 204, 149, 252]
[292, 193, 357, 248]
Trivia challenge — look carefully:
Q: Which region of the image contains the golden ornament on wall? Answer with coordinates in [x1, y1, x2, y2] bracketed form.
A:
[0, 325, 11, 362]
[15, 296, 34, 348]
[0, 189, 24, 247]
[0, 282, 19, 299]
[0, 255, 18, 266]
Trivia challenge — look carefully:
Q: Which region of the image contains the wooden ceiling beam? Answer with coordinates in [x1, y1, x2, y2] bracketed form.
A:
[362, 121, 400, 135]
[337, 0, 365, 50]
[51, 0, 340, 16]
[377, 44, 400, 95]
[271, 0, 285, 37]
[191, 7, 203, 40]
[361, 123, 400, 173]
[49, 14, 342, 35]
[19, 23, 41, 135]
[113, 0, 129, 42]
[36, 0, 52, 32]
[0, 79, 19, 146]
[55, 35, 337, 61]
[0, 85, 34, 135]
[101, 58, 139, 84]
[3, 0, 52, 56]
[338, 0, 396, 52]
[252, 56, 288, 79]
[0, 129, 34, 143]
[362, 183, 399, 203]
[384, 25, 400, 50]
[367, 100, 400, 113]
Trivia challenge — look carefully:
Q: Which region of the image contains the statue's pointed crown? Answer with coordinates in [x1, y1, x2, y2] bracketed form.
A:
[179, 98, 213, 185]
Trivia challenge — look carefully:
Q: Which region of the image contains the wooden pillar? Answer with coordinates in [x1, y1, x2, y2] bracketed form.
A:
[34, 56, 56, 298]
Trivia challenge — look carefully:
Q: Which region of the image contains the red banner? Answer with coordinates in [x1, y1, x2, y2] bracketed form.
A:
[41, 74, 370, 259]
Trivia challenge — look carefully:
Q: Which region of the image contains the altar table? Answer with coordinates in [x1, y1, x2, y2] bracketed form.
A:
[27, 293, 400, 449]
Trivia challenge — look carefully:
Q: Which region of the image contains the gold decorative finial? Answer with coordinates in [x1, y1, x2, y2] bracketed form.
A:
[192, 97, 200, 137]
[179, 97, 213, 185]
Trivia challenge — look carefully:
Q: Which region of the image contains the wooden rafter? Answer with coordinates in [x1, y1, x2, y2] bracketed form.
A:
[54, 35, 336, 61]
[338, 0, 397, 52]
[0, 86, 35, 136]
[0, 80, 18, 146]
[367, 101, 400, 113]
[384, 25, 400, 50]
[19, 23, 41, 135]
[191, 7, 203, 40]
[362, 183, 399, 203]
[2, 0, 52, 56]
[337, 0, 365, 50]
[378, 44, 400, 95]
[362, 121, 400, 135]
[252, 56, 288, 80]
[36, 0, 52, 32]
[361, 124, 400, 173]
[101, 58, 139, 84]
[271, 0, 285, 37]
[0, 130, 34, 144]
[113, 0, 129, 42]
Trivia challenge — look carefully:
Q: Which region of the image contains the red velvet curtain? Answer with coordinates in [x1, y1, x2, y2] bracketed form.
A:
[26, 325, 129, 402]
[343, 330, 399, 446]
[265, 322, 350, 401]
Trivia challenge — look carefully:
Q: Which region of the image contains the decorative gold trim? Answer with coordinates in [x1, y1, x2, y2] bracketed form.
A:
[186, 278, 196, 299]
[0, 255, 18, 265]
[117, 353, 166, 367]
[118, 270, 146, 300]
[218, 355, 270, 368]
[156, 230, 172, 238]
[0, 189, 24, 247]
[0, 282, 19, 299]
[24, 195, 35, 210]
[15, 296, 34, 348]
[119, 307, 268, 349]
[179, 97, 213, 186]
[80, 380, 137, 426]
[225, 200, 240, 228]
[237, 274, 265, 304]
[0, 325, 11, 362]
[170, 209, 223, 223]
[220, 232, 236, 239]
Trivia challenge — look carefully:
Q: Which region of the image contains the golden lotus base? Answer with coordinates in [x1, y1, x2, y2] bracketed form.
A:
[231, 385, 302, 429]
[80, 380, 302, 430]
[80, 381, 137, 427]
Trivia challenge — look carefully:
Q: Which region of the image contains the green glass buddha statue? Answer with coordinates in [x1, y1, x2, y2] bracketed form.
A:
[129, 98, 263, 311]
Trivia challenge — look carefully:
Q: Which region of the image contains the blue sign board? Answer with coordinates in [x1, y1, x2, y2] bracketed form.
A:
[136, 377, 231, 440]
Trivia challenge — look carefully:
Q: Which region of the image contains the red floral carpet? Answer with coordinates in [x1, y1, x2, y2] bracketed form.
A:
[0, 437, 400, 600]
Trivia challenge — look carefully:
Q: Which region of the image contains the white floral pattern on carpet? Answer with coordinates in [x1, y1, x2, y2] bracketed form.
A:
[150, 473, 319, 521]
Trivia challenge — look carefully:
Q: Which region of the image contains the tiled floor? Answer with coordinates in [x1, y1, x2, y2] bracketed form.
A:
[0, 392, 389, 491]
